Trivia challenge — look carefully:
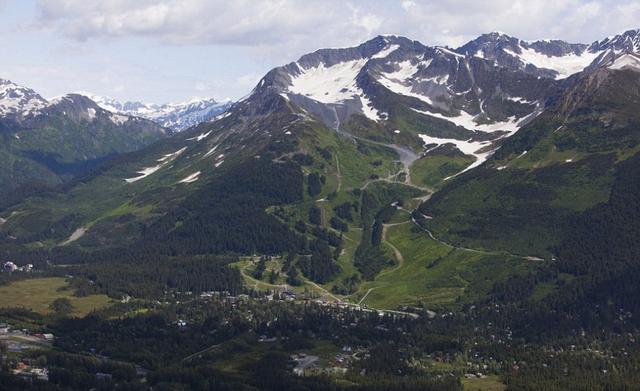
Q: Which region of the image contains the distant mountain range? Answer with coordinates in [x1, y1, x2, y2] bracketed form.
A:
[0, 77, 233, 201]
[0, 77, 233, 132]
[0, 78, 170, 202]
[84, 95, 233, 131]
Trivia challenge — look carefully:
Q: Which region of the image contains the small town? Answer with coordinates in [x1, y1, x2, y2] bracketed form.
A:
[0, 322, 53, 382]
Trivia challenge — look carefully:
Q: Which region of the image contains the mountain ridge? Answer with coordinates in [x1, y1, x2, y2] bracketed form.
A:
[83, 94, 233, 131]
[0, 79, 171, 204]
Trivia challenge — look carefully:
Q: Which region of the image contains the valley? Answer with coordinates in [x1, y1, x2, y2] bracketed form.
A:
[2, 24, 640, 390]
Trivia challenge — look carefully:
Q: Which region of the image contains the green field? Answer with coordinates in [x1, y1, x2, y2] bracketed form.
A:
[462, 375, 506, 391]
[0, 277, 113, 317]
[353, 222, 531, 310]
[410, 149, 475, 189]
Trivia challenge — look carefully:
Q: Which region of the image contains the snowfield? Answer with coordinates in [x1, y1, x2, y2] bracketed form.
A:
[289, 59, 367, 104]
[504, 46, 601, 79]
[608, 53, 640, 70]
[412, 108, 521, 135]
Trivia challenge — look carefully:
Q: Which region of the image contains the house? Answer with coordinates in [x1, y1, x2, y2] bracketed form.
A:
[31, 368, 49, 381]
[258, 335, 277, 343]
[291, 353, 320, 376]
[2, 261, 17, 273]
[11, 362, 49, 382]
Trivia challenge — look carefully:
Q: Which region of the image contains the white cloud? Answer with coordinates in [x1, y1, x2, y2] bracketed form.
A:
[35, 0, 381, 50]
[401, 1, 416, 12]
[15, 0, 640, 102]
[35, 0, 640, 53]
[390, 0, 640, 46]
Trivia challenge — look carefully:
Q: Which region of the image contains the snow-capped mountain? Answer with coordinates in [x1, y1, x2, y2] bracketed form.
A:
[0, 78, 170, 131]
[456, 32, 596, 79]
[0, 79, 170, 199]
[589, 29, 640, 54]
[233, 29, 640, 172]
[86, 95, 233, 131]
[258, 35, 553, 129]
[0, 78, 49, 118]
[457, 29, 640, 79]
[4, 27, 640, 256]
[240, 34, 559, 172]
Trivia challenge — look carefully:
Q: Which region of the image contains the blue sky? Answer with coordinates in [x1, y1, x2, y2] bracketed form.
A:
[1, 0, 639, 103]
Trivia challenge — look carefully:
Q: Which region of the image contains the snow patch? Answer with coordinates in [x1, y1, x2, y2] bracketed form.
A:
[418, 134, 493, 177]
[125, 147, 187, 183]
[204, 144, 219, 158]
[179, 171, 201, 184]
[412, 108, 520, 134]
[371, 44, 400, 59]
[288, 59, 367, 104]
[504, 46, 600, 79]
[608, 53, 640, 70]
[110, 113, 129, 125]
[158, 147, 188, 163]
[212, 111, 232, 121]
[378, 76, 435, 106]
[375, 59, 446, 105]
[383, 60, 421, 81]
[436, 47, 465, 58]
[506, 96, 537, 104]
[187, 130, 212, 141]
[358, 91, 383, 121]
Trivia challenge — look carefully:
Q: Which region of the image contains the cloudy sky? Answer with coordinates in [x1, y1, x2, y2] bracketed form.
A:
[1, 0, 639, 103]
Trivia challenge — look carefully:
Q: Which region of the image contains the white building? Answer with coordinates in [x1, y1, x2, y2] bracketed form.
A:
[2, 261, 17, 273]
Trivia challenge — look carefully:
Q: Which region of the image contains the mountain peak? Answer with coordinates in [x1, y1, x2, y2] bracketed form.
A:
[0, 77, 48, 117]
[481, 31, 517, 40]
[82, 94, 233, 131]
[590, 28, 640, 53]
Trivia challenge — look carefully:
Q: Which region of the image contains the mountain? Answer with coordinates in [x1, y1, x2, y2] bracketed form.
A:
[250, 34, 567, 179]
[2, 28, 640, 311]
[86, 95, 233, 131]
[418, 40, 640, 257]
[4, 26, 640, 391]
[456, 29, 640, 80]
[0, 79, 170, 205]
[456, 32, 594, 79]
[0, 78, 49, 120]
